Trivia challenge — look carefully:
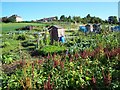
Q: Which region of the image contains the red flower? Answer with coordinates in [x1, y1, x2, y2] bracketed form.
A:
[70, 58, 73, 62]
[47, 53, 50, 59]
[88, 51, 95, 57]
[44, 76, 53, 90]
[94, 47, 100, 53]
[92, 76, 96, 84]
[74, 53, 79, 59]
[52, 53, 56, 59]
[102, 70, 111, 86]
[38, 60, 43, 64]
[80, 50, 88, 59]
[60, 61, 64, 69]
[53, 60, 59, 68]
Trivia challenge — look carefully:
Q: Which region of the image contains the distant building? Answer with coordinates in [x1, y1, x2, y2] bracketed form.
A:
[9, 14, 23, 22]
[15, 16, 23, 22]
[118, 1, 120, 22]
[37, 17, 57, 22]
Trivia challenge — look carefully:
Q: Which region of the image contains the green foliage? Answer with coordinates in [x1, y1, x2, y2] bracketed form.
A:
[2, 55, 13, 64]
[59, 14, 105, 24]
[108, 16, 118, 24]
[17, 34, 26, 40]
[3, 41, 10, 47]
[2, 47, 120, 89]
[22, 41, 36, 47]
[2, 52, 20, 64]
[38, 45, 66, 56]
[2, 39, 19, 53]
[1, 21, 120, 89]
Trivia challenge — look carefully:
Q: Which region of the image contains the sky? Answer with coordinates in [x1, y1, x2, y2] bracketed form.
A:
[1, 2, 119, 21]
[118, 2, 120, 18]
[1, 0, 120, 2]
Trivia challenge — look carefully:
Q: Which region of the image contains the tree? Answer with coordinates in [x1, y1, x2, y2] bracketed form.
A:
[8, 15, 16, 23]
[104, 20, 108, 24]
[2, 17, 10, 23]
[67, 16, 72, 22]
[73, 16, 81, 23]
[86, 14, 91, 18]
[55, 16, 58, 21]
[60, 15, 66, 22]
[86, 14, 91, 23]
[2, 15, 18, 23]
[108, 16, 118, 24]
[81, 17, 87, 24]
[90, 17, 95, 23]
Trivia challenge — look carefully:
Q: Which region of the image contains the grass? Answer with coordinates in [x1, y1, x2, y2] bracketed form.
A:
[1, 23, 47, 33]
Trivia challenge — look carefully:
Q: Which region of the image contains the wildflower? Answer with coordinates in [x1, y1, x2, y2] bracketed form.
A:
[52, 53, 56, 60]
[102, 70, 111, 86]
[47, 53, 50, 59]
[74, 53, 79, 59]
[66, 49, 68, 55]
[38, 60, 43, 64]
[92, 76, 96, 84]
[44, 76, 53, 90]
[60, 61, 64, 69]
[89, 51, 95, 57]
[31, 62, 34, 79]
[53, 60, 59, 68]
[94, 47, 101, 53]
[80, 50, 88, 59]
[69, 58, 73, 62]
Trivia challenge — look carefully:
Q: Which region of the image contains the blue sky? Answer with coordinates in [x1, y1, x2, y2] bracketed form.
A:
[2, 2, 118, 21]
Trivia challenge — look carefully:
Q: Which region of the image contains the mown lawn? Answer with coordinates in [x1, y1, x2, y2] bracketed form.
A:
[1, 23, 47, 33]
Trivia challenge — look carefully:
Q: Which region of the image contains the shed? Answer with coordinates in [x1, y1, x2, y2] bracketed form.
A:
[48, 25, 65, 44]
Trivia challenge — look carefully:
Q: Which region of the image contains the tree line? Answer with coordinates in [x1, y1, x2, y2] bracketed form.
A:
[1, 14, 119, 24]
[2, 15, 17, 23]
[59, 14, 119, 24]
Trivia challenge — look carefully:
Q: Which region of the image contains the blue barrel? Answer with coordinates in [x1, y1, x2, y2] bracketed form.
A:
[61, 36, 65, 43]
[79, 26, 88, 33]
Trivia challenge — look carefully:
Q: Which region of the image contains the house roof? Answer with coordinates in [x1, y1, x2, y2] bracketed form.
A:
[10, 14, 22, 18]
[37, 17, 57, 22]
[16, 16, 22, 18]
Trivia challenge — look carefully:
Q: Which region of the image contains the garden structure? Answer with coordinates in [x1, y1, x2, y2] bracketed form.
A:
[48, 25, 65, 44]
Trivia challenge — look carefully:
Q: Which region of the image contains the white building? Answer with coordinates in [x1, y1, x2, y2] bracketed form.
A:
[9, 14, 23, 22]
[15, 16, 23, 22]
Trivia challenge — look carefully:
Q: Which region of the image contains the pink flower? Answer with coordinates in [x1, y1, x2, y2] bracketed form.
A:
[38, 60, 43, 64]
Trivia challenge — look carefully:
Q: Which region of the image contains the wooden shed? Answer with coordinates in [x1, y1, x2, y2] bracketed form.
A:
[48, 25, 65, 44]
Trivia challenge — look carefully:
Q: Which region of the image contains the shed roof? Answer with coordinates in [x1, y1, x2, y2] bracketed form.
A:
[48, 25, 63, 30]
[53, 25, 63, 29]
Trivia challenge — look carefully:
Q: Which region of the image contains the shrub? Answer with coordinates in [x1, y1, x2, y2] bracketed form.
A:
[3, 42, 10, 47]
[22, 41, 36, 47]
[17, 34, 26, 40]
[2, 54, 13, 64]
[38, 45, 66, 56]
